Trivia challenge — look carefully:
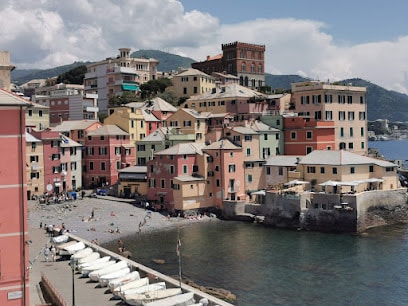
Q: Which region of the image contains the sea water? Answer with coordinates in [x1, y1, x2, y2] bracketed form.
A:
[105, 141, 408, 305]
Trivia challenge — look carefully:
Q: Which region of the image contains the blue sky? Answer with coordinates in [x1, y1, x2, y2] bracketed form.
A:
[2, 0, 408, 93]
[181, 0, 408, 44]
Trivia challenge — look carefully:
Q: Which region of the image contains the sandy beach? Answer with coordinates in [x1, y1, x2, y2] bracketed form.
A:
[28, 194, 218, 245]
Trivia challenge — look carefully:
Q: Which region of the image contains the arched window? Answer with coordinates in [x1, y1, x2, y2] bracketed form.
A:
[241, 62, 246, 72]
[239, 76, 244, 86]
[258, 64, 262, 74]
[251, 64, 255, 73]
[244, 76, 249, 87]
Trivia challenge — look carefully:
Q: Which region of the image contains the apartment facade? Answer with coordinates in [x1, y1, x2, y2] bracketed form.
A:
[26, 133, 45, 199]
[25, 102, 50, 131]
[84, 48, 159, 113]
[0, 89, 31, 305]
[283, 115, 336, 155]
[290, 81, 368, 154]
[166, 108, 208, 142]
[32, 84, 98, 125]
[167, 68, 216, 99]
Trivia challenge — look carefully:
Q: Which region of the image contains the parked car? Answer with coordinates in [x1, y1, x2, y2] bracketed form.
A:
[96, 188, 107, 196]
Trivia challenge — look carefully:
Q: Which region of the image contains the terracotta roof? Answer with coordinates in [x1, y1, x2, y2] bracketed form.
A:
[51, 120, 100, 132]
[299, 150, 397, 167]
[204, 138, 241, 150]
[0, 89, 31, 106]
[87, 124, 128, 136]
[206, 54, 223, 61]
[155, 142, 206, 156]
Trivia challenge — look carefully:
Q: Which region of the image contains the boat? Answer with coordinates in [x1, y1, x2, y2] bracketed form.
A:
[59, 241, 86, 256]
[55, 240, 77, 253]
[112, 277, 149, 299]
[77, 255, 109, 272]
[120, 282, 166, 300]
[89, 260, 128, 282]
[143, 291, 196, 306]
[77, 252, 100, 265]
[51, 234, 69, 244]
[81, 259, 115, 277]
[99, 267, 131, 287]
[108, 271, 141, 293]
[123, 288, 182, 306]
[71, 247, 93, 260]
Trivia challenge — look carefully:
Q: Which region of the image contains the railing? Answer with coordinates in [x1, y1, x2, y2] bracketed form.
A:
[41, 272, 68, 306]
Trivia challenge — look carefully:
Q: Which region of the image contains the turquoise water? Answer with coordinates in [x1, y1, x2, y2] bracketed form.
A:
[104, 141, 408, 305]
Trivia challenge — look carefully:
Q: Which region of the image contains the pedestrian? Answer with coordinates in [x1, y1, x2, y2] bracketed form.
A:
[51, 245, 56, 261]
[138, 222, 142, 234]
[44, 246, 50, 262]
[91, 208, 95, 219]
[118, 239, 124, 248]
[39, 222, 43, 229]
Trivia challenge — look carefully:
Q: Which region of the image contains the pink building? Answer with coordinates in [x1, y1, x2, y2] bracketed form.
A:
[30, 129, 65, 194]
[0, 89, 31, 305]
[83, 125, 135, 188]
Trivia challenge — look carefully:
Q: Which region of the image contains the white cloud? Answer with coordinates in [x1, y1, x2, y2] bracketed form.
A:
[2, 0, 408, 93]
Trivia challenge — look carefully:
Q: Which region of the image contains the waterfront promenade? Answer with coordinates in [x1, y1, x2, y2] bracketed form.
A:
[28, 195, 228, 305]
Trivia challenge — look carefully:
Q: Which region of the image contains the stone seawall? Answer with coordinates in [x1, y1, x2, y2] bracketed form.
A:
[224, 189, 408, 233]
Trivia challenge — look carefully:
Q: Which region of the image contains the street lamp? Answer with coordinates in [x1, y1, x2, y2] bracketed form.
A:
[70, 257, 76, 306]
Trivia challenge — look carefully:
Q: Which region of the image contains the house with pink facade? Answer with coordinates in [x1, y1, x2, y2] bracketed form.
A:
[83, 125, 135, 188]
[0, 89, 31, 305]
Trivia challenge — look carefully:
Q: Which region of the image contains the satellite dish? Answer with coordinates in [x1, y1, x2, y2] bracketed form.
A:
[46, 184, 53, 192]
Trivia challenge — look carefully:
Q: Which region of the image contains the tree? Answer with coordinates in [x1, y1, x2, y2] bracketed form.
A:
[157, 91, 178, 106]
[108, 91, 140, 106]
[56, 65, 87, 84]
[140, 78, 172, 99]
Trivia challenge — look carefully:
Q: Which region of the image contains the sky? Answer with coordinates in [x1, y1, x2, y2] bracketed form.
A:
[2, 0, 408, 93]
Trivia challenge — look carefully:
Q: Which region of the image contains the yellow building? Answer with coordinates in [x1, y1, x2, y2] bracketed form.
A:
[297, 150, 399, 193]
[291, 81, 367, 154]
[26, 132, 45, 199]
[117, 166, 148, 198]
[25, 102, 50, 131]
[166, 108, 208, 142]
[167, 68, 215, 99]
[105, 102, 146, 142]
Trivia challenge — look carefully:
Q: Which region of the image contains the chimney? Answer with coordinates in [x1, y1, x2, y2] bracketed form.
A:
[206, 55, 210, 61]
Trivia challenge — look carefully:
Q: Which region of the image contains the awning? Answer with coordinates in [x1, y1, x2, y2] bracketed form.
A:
[122, 83, 139, 91]
[319, 180, 339, 186]
[251, 190, 266, 195]
[54, 182, 61, 187]
[285, 179, 309, 187]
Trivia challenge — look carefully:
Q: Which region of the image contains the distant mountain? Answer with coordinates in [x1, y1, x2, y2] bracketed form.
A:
[11, 62, 89, 85]
[131, 49, 196, 72]
[10, 52, 408, 122]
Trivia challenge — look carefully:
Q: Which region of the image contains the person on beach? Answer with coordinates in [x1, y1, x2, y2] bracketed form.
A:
[51, 245, 56, 261]
[44, 246, 50, 262]
[138, 222, 142, 234]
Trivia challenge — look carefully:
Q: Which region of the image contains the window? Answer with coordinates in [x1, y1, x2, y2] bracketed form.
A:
[216, 179, 220, 187]
[360, 96, 364, 104]
[230, 152, 234, 157]
[306, 147, 312, 154]
[361, 127, 364, 136]
[324, 94, 333, 103]
[28, 109, 33, 116]
[161, 179, 165, 188]
[183, 87, 187, 94]
[266, 167, 271, 175]
[350, 127, 354, 137]
[301, 96, 310, 104]
[315, 111, 322, 120]
[361, 142, 365, 149]
[320, 167, 325, 174]
[89, 162, 94, 171]
[88, 135, 92, 141]
[332, 167, 337, 174]
[313, 95, 321, 104]
[244, 135, 252, 141]
[193, 87, 197, 94]
[348, 111, 355, 121]
[241, 63, 246, 72]
[137, 144, 146, 151]
[347, 95, 353, 104]
[115, 147, 121, 155]
[338, 95, 345, 104]
[359, 112, 366, 120]
[30, 172, 39, 179]
[71, 162, 77, 171]
[170, 165, 174, 174]
[369, 165, 374, 173]
[246, 148, 251, 156]
[264, 134, 268, 140]
[99, 147, 107, 155]
[350, 167, 355, 174]
[228, 164, 236, 173]
[349, 142, 354, 149]
[183, 165, 188, 174]
[291, 132, 297, 140]
[101, 162, 106, 171]
[338, 111, 345, 121]
[307, 166, 316, 173]
[39, 110, 43, 117]
[30, 155, 39, 163]
[325, 111, 333, 120]
[306, 131, 312, 139]
[248, 175, 253, 183]
[340, 127, 344, 137]
[278, 167, 283, 175]
[100, 135, 105, 141]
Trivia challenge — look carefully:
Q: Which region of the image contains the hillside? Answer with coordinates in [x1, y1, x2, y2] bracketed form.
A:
[131, 49, 196, 72]
[11, 61, 89, 85]
[10, 51, 408, 122]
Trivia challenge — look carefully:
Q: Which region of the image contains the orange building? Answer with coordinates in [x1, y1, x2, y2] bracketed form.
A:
[283, 115, 335, 155]
[0, 89, 31, 305]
